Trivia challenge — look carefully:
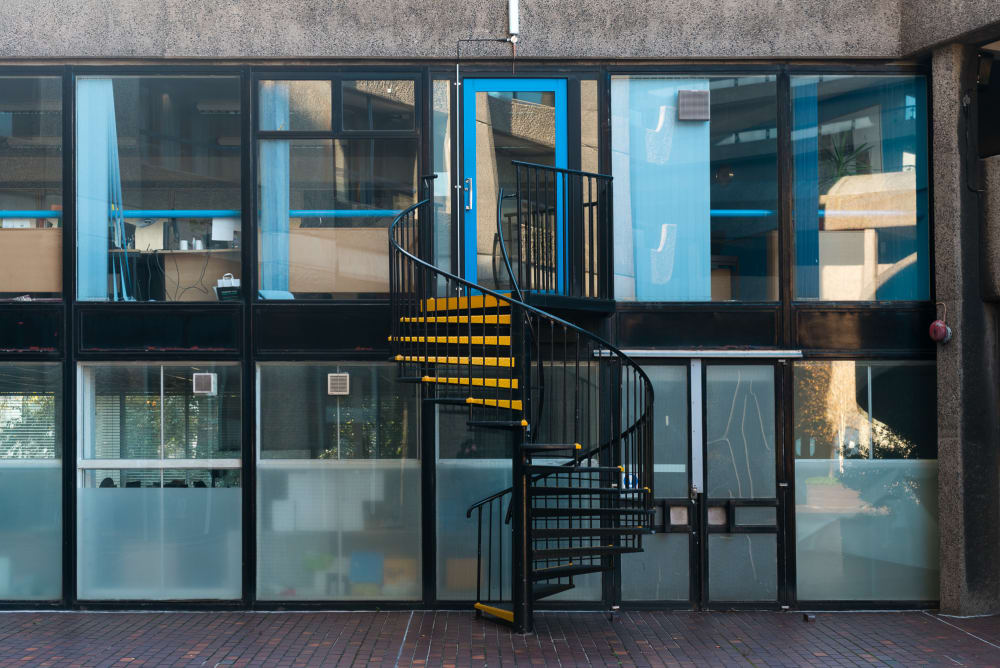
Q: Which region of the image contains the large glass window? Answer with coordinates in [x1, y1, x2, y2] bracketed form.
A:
[612, 76, 779, 301]
[0, 77, 62, 301]
[76, 76, 242, 302]
[792, 75, 929, 300]
[256, 363, 421, 601]
[76, 363, 242, 600]
[258, 78, 418, 299]
[794, 360, 938, 600]
[0, 364, 62, 600]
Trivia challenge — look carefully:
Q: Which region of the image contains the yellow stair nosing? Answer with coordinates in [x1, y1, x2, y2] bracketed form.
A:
[396, 355, 514, 368]
[465, 397, 523, 411]
[400, 314, 511, 325]
[474, 602, 514, 623]
[389, 335, 511, 345]
[419, 376, 518, 389]
[421, 293, 511, 312]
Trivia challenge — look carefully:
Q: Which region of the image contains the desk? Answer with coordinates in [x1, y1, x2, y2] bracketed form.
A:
[110, 249, 240, 301]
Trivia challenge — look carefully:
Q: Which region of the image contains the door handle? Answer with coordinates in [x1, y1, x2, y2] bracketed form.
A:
[464, 177, 474, 211]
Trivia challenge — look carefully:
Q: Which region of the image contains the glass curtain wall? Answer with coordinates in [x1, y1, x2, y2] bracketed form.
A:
[793, 360, 938, 600]
[256, 363, 421, 601]
[611, 76, 779, 301]
[0, 363, 62, 600]
[0, 77, 62, 301]
[76, 76, 242, 302]
[76, 363, 242, 600]
[257, 78, 418, 299]
[792, 75, 929, 300]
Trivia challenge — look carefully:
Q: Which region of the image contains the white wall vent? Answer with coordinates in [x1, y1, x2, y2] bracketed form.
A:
[192, 372, 218, 396]
[677, 89, 710, 121]
[327, 373, 350, 396]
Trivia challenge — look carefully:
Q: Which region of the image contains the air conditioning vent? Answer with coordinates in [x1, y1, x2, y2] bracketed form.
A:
[192, 372, 218, 396]
[327, 373, 350, 396]
[677, 89, 710, 121]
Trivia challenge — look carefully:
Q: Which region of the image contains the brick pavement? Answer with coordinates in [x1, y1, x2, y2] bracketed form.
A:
[0, 609, 997, 667]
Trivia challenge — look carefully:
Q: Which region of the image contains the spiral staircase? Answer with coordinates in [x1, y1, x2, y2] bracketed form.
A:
[389, 163, 654, 633]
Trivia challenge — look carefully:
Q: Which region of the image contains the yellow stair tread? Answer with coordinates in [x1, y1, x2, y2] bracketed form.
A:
[421, 376, 519, 389]
[466, 397, 523, 411]
[422, 293, 510, 312]
[396, 355, 513, 368]
[389, 335, 511, 345]
[474, 602, 514, 623]
[401, 314, 511, 325]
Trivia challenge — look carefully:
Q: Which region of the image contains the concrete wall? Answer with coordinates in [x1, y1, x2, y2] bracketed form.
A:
[901, 1, 1000, 55]
[0, 0, 901, 60]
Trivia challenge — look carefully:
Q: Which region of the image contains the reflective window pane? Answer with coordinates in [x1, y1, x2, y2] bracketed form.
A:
[0, 77, 62, 301]
[260, 80, 331, 131]
[0, 363, 61, 600]
[77, 363, 242, 601]
[76, 77, 242, 302]
[343, 80, 415, 131]
[792, 75, 930, 300]
[612, 76, 778, 301]
[794, 360, 938, 600]
[257, 363, 421, 601]
[432, 79, 452, 283]
[258, 138, 417, 298]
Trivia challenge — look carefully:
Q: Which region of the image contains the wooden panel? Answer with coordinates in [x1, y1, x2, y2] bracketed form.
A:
[0, 228, 61, 294]
[289, 226, 388, 294]
[160, 250, 241, 302]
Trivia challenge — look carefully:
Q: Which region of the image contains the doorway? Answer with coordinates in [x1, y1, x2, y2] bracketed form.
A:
[461, 79, 568, 290]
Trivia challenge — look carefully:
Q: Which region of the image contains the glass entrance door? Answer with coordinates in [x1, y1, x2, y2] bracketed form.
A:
[461, 79, 567, 290]
[621, 360, 786, 608]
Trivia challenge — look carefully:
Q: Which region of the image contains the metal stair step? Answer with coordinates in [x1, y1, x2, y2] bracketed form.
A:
[532, 527, 647, 538]
[529, 486, 645, 496]
[533, 545, 643, 560]
[422, 293, 510, 312]
[526, 465, 623, 474]
[421, 375, 519, 389]
[395, 354, 514, 368]
[389, 335, 511, 346]
[530, 564, 609, 581]
[532, 583, 575, 601]
[473, 602, 513, 624]
[522, 443, 582, 452]
[400, 314, 510, 325]
[466, 397, 522, 410]
[467, 419, 529, 429]
[530, 507, 654, 518]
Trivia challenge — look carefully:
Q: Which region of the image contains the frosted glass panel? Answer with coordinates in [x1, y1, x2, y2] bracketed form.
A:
[256, 363, 421, 601]
[644, 365, 689, 498]
[705, 365, 775, 499]
[257, 460, 421, 600]
[708, 534, 777, 601]
[77, 482, 242, 600]
[0, 463, 62, 599]
[621, 533, 689, 601]
[795, 459, 938, 600]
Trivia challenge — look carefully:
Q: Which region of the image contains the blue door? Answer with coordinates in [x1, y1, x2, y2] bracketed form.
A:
[461, 79, 567, 291]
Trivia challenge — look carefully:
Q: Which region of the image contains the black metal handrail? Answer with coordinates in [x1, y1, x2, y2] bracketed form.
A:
[390, 192, 652, 631]
[500, 160, 612, 299]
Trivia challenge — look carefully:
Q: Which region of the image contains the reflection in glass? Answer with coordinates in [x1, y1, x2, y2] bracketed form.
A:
[76, 362, 242, 600]
[709, 534, 777, 600]
[0, 77, 62, 300]
[474, 90, 557, 291]
[793, 360, 938, 600]
[0, 364, 61, 600]
[76, 77, 242, 302]
[792, 75, 929, 300]
[612, 76, 779, 301]
[256, 363, 421, 601]
[258, 137, 417, 298]
[432, 79, 453, 286]
[343, 80, 415, 131]
[259, 80, 332, 131]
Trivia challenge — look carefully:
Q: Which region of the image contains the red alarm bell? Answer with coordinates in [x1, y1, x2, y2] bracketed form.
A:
[930, 303, 952, 344]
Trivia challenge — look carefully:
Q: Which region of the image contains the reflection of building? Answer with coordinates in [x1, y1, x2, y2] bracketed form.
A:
[0, 0, 996, 620]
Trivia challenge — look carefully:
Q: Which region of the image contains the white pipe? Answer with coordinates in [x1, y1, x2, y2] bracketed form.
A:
[508, 0, 519, 37]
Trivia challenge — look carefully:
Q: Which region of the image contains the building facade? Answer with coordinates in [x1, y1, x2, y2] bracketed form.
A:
[0, 0, 998, 616]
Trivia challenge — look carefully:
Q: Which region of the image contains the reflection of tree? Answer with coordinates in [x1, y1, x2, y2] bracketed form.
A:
[317, 382, 414, 460]
[0, 394, 56, 458]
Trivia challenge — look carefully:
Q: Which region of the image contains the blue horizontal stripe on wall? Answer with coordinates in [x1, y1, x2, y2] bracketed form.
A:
[0, 209, 403, 219]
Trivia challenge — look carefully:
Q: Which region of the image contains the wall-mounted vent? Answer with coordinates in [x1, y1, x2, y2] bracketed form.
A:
[327, 373, 350, 396]
[677, 89, 710, 121]
[192, 372, 218, 396]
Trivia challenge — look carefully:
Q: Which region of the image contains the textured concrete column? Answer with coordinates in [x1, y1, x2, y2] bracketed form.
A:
[933, 43, 1000, 615]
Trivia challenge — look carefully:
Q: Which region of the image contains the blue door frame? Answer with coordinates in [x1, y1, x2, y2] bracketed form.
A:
[461, 79, 568, 289]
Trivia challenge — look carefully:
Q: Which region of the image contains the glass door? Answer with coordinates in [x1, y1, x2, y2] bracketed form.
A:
[461, 79, 567, 291]
[620, 360, 786, 608]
